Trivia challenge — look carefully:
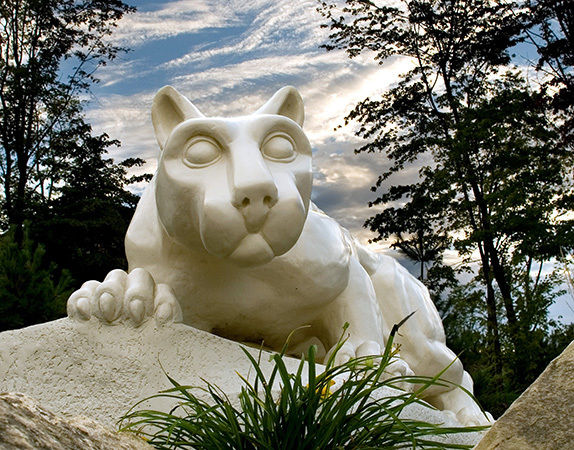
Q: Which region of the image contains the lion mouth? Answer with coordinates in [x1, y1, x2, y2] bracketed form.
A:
[228, 233, 275, 266]
[199, 196, 306, 265]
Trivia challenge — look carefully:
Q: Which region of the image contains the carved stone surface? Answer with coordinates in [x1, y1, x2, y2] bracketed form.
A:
[475, 340, 574, 449]
[0, 392, 151, 450]
[0, 319, 483, 447]
[66, 85, 489, 425]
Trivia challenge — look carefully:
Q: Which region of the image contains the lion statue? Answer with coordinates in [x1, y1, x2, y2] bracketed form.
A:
[67, 85, 489, 426]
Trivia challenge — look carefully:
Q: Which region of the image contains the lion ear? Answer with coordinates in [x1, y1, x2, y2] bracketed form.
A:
[255, 86, 304, 127]
[152, 86, 204, 150]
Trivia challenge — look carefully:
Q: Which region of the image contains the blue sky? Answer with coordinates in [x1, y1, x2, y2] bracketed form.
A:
[84, 0, 573, 323]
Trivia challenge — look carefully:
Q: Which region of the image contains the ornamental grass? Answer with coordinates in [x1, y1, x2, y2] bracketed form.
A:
[120, 320, 488, 449]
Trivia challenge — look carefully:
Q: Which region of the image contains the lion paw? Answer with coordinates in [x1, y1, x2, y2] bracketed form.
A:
[325, 340, 415, 391]
[326, 339, 381, 366]
[67, 268, 183, 326]
[385, 357, 415, 378]
[456, 405, 493, 427]
[383, 356, 416, 391]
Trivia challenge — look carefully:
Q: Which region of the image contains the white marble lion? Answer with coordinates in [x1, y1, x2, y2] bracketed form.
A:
[67, 86, 489, 425]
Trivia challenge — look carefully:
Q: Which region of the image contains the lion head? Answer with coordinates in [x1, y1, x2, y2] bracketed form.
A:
[151, 86, 312, 267]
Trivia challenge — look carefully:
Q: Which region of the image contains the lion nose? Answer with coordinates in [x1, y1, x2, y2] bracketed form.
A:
[230, 140, 279, 232]
[233, 182, 278, 232]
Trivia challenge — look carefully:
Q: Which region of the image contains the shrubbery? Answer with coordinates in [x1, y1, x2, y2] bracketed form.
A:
[0, 228, 73, 332]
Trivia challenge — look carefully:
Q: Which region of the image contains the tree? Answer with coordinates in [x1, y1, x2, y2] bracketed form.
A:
[0, 0, 134, 239]
[0, 1, 148, 331]
[365, 172, 458, 296]
[319, 0, 574, 413]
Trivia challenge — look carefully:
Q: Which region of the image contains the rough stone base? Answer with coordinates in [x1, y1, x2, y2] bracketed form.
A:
[0, 319, 482, 446]
[475, 340, 574, 449]
[0, 392, 151, 449]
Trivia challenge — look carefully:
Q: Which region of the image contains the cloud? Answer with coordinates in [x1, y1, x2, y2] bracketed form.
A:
[86, 92, 158, 162]
[108, 0, 324, 56]
[172, 53, 335, 97]
[109, 1, 239, 46]
[161, 0, 326, 68]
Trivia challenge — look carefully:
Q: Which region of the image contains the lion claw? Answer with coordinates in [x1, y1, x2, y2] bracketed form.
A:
[67, 268, 182, 326]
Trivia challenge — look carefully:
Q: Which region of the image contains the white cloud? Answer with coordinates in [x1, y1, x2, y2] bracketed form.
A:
[109, 0, 323, 50]
[98, 0, 329, 88]
[302, 55, 413, 146]
[110, 0, 238, 46]
[86, 93, 158, 163]
[162, 0, 325, 68]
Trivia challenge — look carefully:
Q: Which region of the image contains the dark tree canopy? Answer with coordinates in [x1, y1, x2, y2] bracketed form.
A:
[0, 0, 135, 235]
[0, 228, 72, 331]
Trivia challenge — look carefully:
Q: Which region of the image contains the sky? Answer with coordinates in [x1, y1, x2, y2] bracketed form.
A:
[84, 0, 574, 323]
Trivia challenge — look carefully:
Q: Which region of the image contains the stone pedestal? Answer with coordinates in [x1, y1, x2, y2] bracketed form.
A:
[0, 319, 481, 447]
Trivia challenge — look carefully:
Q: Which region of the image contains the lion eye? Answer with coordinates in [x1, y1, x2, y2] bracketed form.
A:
[262, 134, 295, 161]
[183, 137, 222, 167]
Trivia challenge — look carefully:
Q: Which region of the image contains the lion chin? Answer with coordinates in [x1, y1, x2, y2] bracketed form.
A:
[228, 233, 275, 266]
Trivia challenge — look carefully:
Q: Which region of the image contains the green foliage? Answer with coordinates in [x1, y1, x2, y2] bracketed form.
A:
[0, 228, 73, 331]
[120, 326, 488, 449]
[440, 278, 573, 417]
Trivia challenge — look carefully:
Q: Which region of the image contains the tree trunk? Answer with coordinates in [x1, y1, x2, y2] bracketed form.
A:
[479, 243, 504, 384]
[13, 155, 29, 245]
[467, 172, 521, 353]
